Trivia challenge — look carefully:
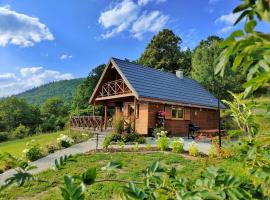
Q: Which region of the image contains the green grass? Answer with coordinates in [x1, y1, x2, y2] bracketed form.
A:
[0, 131, 63, 157]
[0, 152, 245, 200]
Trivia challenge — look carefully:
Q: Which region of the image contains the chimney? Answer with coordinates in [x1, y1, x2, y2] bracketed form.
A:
[176, 69, 183, 79]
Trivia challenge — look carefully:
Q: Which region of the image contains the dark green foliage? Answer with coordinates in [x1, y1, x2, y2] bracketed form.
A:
[72, 64, 105, 114]
[0, 153, 36, 191]
[122, 161, 266, 199]
[101, 161, 122, 171]
[24, 142, 44, 162]
[60, 167, 97, 199]
[81, 168, 96, 185]
[17, 78, 84, 106]
[191, 36, 245, 100]
[122, 133, 139, 143]
[138, 29, 192, 76]
[61, 176, 85, 200]
[12, 124, 30, 139]
[0, 97, 41, 133]
[54, 155, 76, 170]
[103, 133, 146, 148]
[40, 97, 69, 132]
[0, 132, 9, 142]
[110, 134, 122, 142]
[215, 0, 270, 97]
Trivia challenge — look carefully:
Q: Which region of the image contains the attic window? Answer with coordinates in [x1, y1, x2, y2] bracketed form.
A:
[172, 107, 184, 120]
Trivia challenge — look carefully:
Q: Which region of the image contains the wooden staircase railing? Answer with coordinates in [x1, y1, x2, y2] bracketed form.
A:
[70, 116, 103, 131]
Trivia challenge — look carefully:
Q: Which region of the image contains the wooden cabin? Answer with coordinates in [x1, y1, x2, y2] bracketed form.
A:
[89, 57, 226, 136]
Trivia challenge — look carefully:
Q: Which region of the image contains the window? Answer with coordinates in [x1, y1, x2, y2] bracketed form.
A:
[172, 107, 184, 119]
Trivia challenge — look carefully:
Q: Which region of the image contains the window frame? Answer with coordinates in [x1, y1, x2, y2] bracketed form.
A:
[171, 106, 184, 120]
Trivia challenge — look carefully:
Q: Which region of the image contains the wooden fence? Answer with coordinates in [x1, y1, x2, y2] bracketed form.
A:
[70, 116, 103, 131]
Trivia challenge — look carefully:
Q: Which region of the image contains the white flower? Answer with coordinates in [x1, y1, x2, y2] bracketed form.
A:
[57, 134, 74, 145]
[22, 148, 29, 154]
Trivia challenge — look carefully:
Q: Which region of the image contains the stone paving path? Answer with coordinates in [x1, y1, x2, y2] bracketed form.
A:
[0, 135, 211, 185]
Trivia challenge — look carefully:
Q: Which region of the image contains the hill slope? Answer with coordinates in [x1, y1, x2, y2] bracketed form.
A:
[16, 78, 85, 105]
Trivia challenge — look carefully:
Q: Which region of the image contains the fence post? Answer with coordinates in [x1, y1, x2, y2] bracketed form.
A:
[96, 133, 99, 150]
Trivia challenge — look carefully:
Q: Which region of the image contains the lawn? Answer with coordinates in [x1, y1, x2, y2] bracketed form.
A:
[0, 152, 245, 200]
[0, 131, 63, 157]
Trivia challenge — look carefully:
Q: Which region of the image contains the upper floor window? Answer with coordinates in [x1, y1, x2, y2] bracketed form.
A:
[172, 107, 184, 119]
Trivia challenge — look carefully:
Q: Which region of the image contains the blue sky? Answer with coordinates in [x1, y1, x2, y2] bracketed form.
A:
[0, 0, 255, 96]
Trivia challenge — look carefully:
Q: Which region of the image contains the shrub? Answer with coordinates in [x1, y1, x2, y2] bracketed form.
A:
[122, 133, 139, 143]
[110, 134, 122, 142]
[12, 124, 30, 139]
[171, 138, 184, 153]
[45, 143, 58, 154]
[57, 134, 74, 148]
[189, 141, 199, 156]
[67, 131, 90, 143]
[136, 137, 146, 144]
[208, 144, 217, 158]
[153, 127, 166, 138]
[133, 142, 139, 152]
[112, 114, 124, 134]
[23, 140, 44, 161]
[103, 134, 112, 149]
[146, 143, 152, 150]
[118, 141, 125, 151]
[0, 132, 9, 142]
[156, 131, 169, 151]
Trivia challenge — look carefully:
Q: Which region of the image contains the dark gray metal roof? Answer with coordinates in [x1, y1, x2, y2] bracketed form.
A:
[112, 57, 226, 109]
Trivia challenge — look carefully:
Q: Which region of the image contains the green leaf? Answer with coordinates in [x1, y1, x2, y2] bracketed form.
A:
[244, 20, 257, 33]
[81, 168, 96, 185]
[231, 30, 245, 38]
[234, 10, 252, 25]
[101, 161, 122, 171]
[233, 2, 250, 13]
[232, 55, 244, 71]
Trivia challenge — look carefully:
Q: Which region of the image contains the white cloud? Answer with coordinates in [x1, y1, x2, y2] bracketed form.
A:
[20, 67, 43, 77]
[138, 0, 167, 6]
[0, 67, 73, 97]
[99, 0, 139, 38]
[98, 0, 169, 39]
[0, 6, 54, 47]
[215, 13, 240, 25]
[217, 26, 233, 34]
[131, 11, 169, 39]
[60, 54, 73, 60]
[0, 73, 17, 81]
[215, 12, 240, 35]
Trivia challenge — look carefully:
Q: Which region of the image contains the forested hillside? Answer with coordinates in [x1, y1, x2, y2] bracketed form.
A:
[16, 78, 84, 105]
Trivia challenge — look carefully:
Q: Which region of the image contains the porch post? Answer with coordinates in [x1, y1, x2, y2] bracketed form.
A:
[104, 104, 108, 130]
[92, 102, 95, 117]
[133, 97, 137, 131]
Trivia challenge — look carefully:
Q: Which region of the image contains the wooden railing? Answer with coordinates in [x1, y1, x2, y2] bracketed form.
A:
[70, 116, 103, 131]
[98, 79, 131, 97]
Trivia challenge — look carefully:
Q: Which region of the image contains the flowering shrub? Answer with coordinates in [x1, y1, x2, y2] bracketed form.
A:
[57, 134, 74, 148]
[45, 143, 58, 154]
[103, 134, 112, 149]
[146, 143, 152, 150]
[23, 140, 44, 161]
[208, 144, 217, 158]
[156, 131, 169, 151]
[189, 141, 199, 156]
[171, 138, 184, 153]
[133, 142, 139, 152]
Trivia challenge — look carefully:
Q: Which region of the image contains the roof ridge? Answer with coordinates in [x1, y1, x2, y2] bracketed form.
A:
[111, 57, 187, 78]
